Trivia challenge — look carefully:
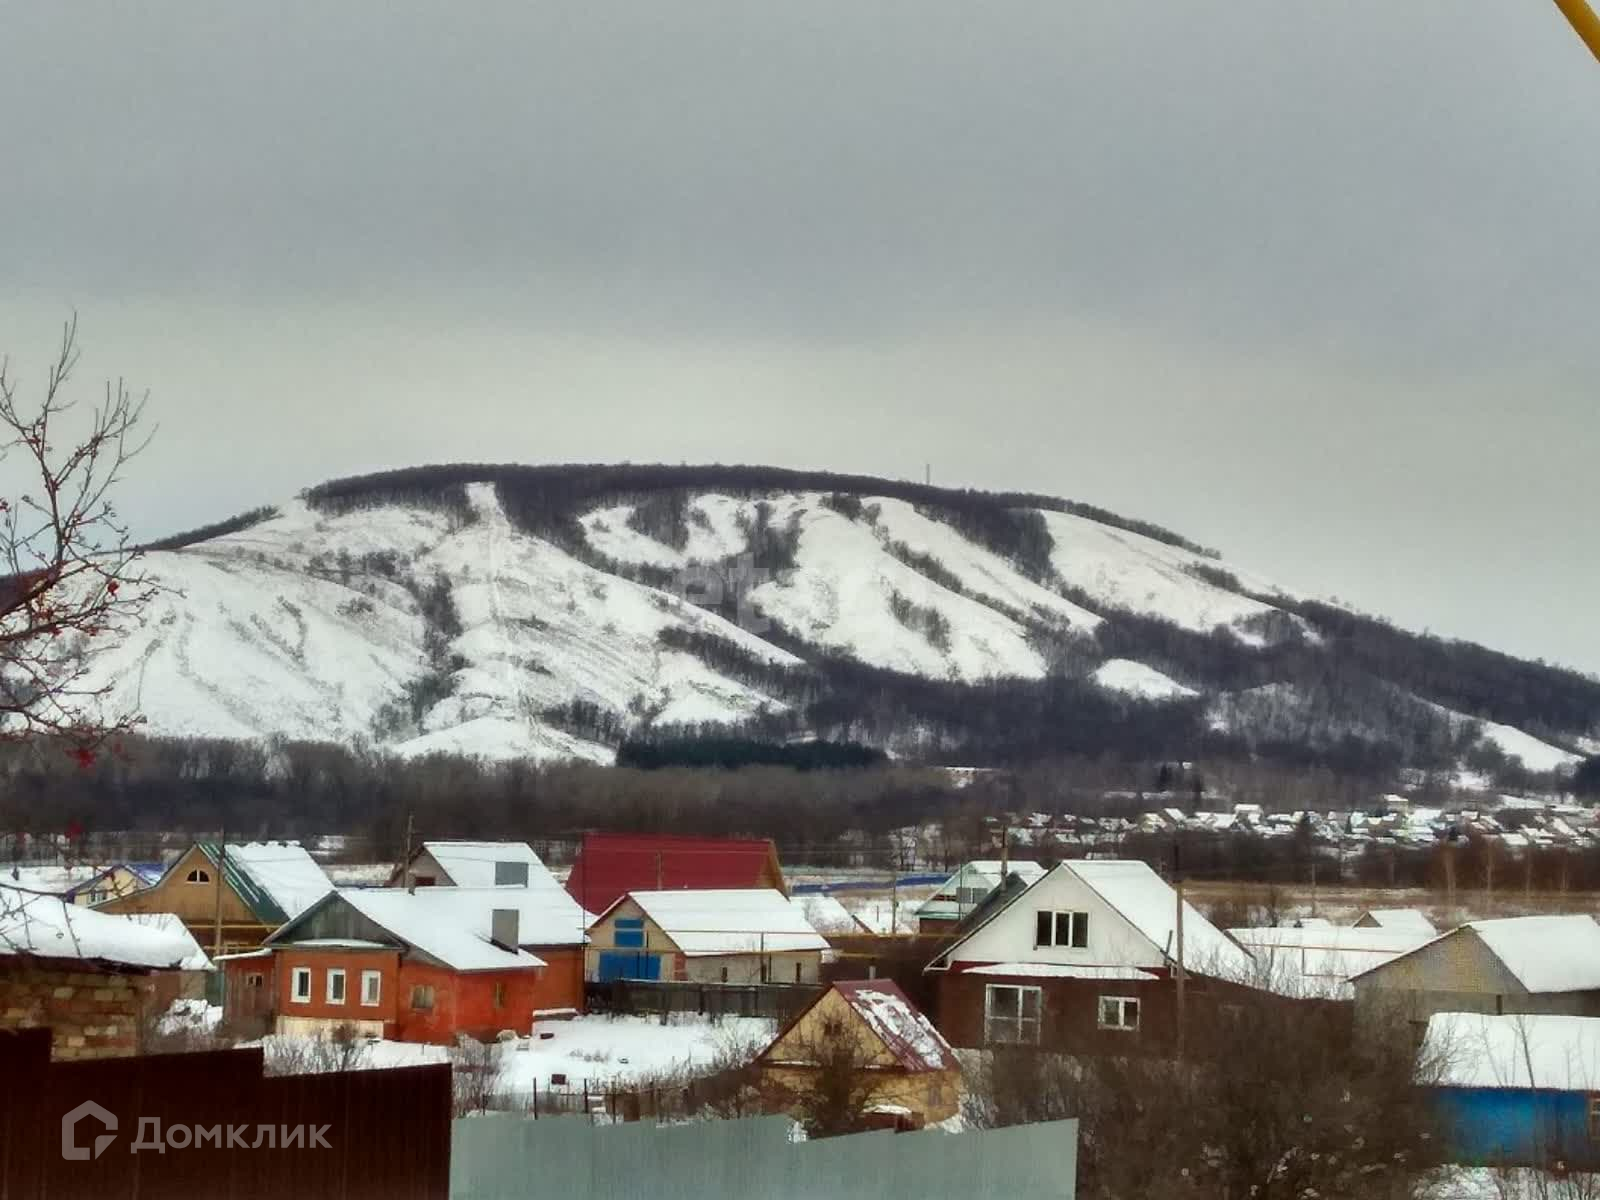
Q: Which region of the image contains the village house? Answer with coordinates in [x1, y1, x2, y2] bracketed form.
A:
[1351, 914, 1600, 1038]
[756, 979, 960, 1130]
[97, 840, 334, 954]
[389, 840, 563, 890]
[0, 885, 211, 1059]
[224, 884, 590, 1043]
[925, 859, 1255, 1054]
[915, 860, 1046, 933]
[565, 832, 788, 916]
[586, 889, 828, 984]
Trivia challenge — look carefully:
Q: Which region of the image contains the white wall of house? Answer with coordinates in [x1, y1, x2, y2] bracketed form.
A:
[944, 869, 1166, 970]
[682, 951, 821, 986]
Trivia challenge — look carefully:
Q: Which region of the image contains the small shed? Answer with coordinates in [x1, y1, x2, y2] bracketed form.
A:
[1422, 1012, 1600, 1169]
[757, 979, 960, 1128]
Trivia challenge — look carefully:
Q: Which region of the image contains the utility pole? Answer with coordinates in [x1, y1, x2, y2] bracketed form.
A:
[1310, 860, 1318, 918]
[1174, 844, 1186, 1060]
[401, 809, 415, 892]
[1485, 838, 1496, 913]
[655, 851, 663, 891]
[211, 829, 227, 960]
[1171, 876, 1184, 1062]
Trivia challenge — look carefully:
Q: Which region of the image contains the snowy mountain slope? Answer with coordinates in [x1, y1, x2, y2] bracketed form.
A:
[1039, 509, 1289, 639]
[57, 464, 1596, 776]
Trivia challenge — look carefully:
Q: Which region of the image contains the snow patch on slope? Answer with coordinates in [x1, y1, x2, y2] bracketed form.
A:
[865, 498, 1101, 630]
[1475, 719, 1582, 773]
[748, 498, 1049, 681]
[1092, 659, 1198, 701]
[1040, 510, 1282, 635]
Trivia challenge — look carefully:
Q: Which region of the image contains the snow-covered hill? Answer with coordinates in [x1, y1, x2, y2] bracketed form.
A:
[69, 466, 1598, 778]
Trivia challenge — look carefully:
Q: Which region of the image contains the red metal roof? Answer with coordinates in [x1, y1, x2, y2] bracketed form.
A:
[831, 979, 954, 1073]
[564, 832, 785, 915]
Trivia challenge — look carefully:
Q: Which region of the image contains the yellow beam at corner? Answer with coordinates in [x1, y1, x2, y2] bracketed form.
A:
[1553, 0, 1600, 62]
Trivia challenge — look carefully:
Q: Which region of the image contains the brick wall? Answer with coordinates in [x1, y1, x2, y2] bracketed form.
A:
[0, 960, 148, 1060]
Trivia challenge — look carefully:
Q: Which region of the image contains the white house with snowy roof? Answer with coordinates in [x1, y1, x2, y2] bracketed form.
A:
[915, 859, 1047, 931]
[1351, 914, 1600, 1034]
[925, 859, 1255, 1052]
[586, 888, 829, 985]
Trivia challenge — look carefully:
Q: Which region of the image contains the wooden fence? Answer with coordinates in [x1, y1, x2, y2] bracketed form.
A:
[0, 1028, 451, 1200]
[584, 978, 821, 1022]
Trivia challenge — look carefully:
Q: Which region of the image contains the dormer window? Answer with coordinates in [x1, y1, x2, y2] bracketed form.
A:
[186, 868, 211, 884]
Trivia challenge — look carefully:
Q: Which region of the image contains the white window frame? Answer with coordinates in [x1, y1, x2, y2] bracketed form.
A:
[1035, 909, 1089, 949]
[326, 967, 346, 1005]
[290, 966, 312, 1004]
[984, 984, 1042, 1045]
[1098, 995, 1140, 1031]
[360, 969, 382, 1007]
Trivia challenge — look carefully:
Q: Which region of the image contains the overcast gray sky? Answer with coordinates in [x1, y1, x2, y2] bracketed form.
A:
[3, 2, 1596, 674]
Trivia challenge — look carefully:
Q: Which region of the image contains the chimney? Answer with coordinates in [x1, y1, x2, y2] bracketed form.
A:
[490, 908, 520, 951]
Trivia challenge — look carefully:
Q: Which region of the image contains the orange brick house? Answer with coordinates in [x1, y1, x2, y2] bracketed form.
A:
[223, 886, 590, 1043]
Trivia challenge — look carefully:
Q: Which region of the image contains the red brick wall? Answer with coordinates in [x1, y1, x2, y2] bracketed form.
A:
[274, 947, 400, 1027]
[0, 960, 151, 1060]
[394, 962, 553, 1043]
[936, 967, 1271, 1056]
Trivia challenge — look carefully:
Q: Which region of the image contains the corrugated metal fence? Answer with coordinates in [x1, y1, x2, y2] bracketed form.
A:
[0, 1028, 450, 1200]
[449, 1113, 1078, 1200]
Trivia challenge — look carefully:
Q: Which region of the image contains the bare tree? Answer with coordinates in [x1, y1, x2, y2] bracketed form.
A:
[0, 316, 154, 759]
[765, 1012, 898, 1138]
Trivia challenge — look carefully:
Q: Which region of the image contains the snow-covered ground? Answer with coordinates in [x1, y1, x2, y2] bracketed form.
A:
[256, 1013, 775, 1097]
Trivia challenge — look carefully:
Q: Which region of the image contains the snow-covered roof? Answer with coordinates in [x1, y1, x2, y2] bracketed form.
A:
[120, 913, 213, 971]
[1354, 915, 1600, 994]
[622, 889, 829, 957]
[787, 893, 862, 936]
[963, 963, 1159, 981]
[0, 887, 205, 971]
[917, 859, 1047, 920]
[1468, 916, 1600, 993]
[415, 841, 564, 891]
[1356, 908, 1437, 935]
[834, 980, 954, 1072]
[200, 842, 334, 924]
[1426, 1013, 1600, 1091]
[298, 888, 553, 973]
[1066, 860, 1254, 979]
[1229, 926, 1430, 999]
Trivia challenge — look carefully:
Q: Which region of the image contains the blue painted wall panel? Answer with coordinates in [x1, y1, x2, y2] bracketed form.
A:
[1430, 1087, 1599, 1169]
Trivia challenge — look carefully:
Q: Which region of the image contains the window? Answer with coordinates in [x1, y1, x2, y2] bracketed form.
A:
[360, 970, 382, 1007]
[984, 984, 1042, 1044]
[411, 984, 435, 1011]
[185, 868, 211, 884]
[1098, 996, 1140, 1031]
[290, 967, 312, 1004]
[719, 966, 729, 983]
[245, 972, 264, 989]
[795, 962, 804, 983]
[1034, 910, 1089, 949]
[326, 968, 346, 1005]
[614, 917, 645, 950]
[493, 981, 506, 1009]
